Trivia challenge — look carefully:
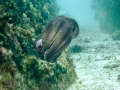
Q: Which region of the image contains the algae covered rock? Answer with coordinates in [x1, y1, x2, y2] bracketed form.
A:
[0, 0, 77, 90]
[112, 30, 120, 40]
[69, 44, 82, 53]
[11, 51, 77, 90]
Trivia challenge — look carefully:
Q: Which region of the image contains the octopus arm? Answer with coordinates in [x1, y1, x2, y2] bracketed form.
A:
[44, 26, 73, 61]
[42, 18, 70, 53]
[46, 34, 72, 61]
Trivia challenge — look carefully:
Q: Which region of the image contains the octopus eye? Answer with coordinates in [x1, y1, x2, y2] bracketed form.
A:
[70, 19, 79, 39]
[72, 27, 75, 33]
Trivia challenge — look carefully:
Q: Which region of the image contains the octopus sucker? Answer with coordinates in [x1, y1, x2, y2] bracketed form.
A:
[35, 15, 79, 62]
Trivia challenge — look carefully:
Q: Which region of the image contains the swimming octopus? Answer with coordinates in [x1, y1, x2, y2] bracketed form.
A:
[35, 15, 79, 62]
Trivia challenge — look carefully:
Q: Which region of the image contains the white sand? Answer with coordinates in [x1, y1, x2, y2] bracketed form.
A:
[67, 30, 120, 90]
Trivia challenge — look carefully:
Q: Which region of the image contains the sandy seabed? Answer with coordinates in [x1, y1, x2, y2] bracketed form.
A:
[67, 30, 120, 90]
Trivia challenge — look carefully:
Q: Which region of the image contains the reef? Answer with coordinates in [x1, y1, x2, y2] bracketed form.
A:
[0, 0, 77, 90]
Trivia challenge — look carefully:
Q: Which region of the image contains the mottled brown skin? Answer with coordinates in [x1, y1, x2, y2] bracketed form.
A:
[35, 15, 79, 62]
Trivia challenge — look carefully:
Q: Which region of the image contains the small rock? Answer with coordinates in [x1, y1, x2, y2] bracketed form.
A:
[112, 30, 120, 40]
[70, 44, 82, 53]
[83, 38, 90, 43]
[117, 75, 120, 81]
[115, 55, 120, 60]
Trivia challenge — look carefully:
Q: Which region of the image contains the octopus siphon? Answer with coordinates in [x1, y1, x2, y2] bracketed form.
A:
[35, 15, 79, 62]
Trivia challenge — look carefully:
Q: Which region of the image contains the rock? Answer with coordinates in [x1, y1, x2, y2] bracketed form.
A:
[83, 38, 90, 43]
[70, 44, 82, 53]
[112, 30, 120, 40]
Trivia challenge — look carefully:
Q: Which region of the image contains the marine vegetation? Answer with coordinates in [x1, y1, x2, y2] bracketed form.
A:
[0, 0, 77, 90]
[35, 15, 79, 62]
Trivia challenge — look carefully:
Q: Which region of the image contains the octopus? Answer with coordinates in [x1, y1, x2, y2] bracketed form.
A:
[35, 15, 79, 62]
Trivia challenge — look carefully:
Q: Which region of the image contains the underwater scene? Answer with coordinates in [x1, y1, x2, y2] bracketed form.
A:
[0, 0, 120, 90]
